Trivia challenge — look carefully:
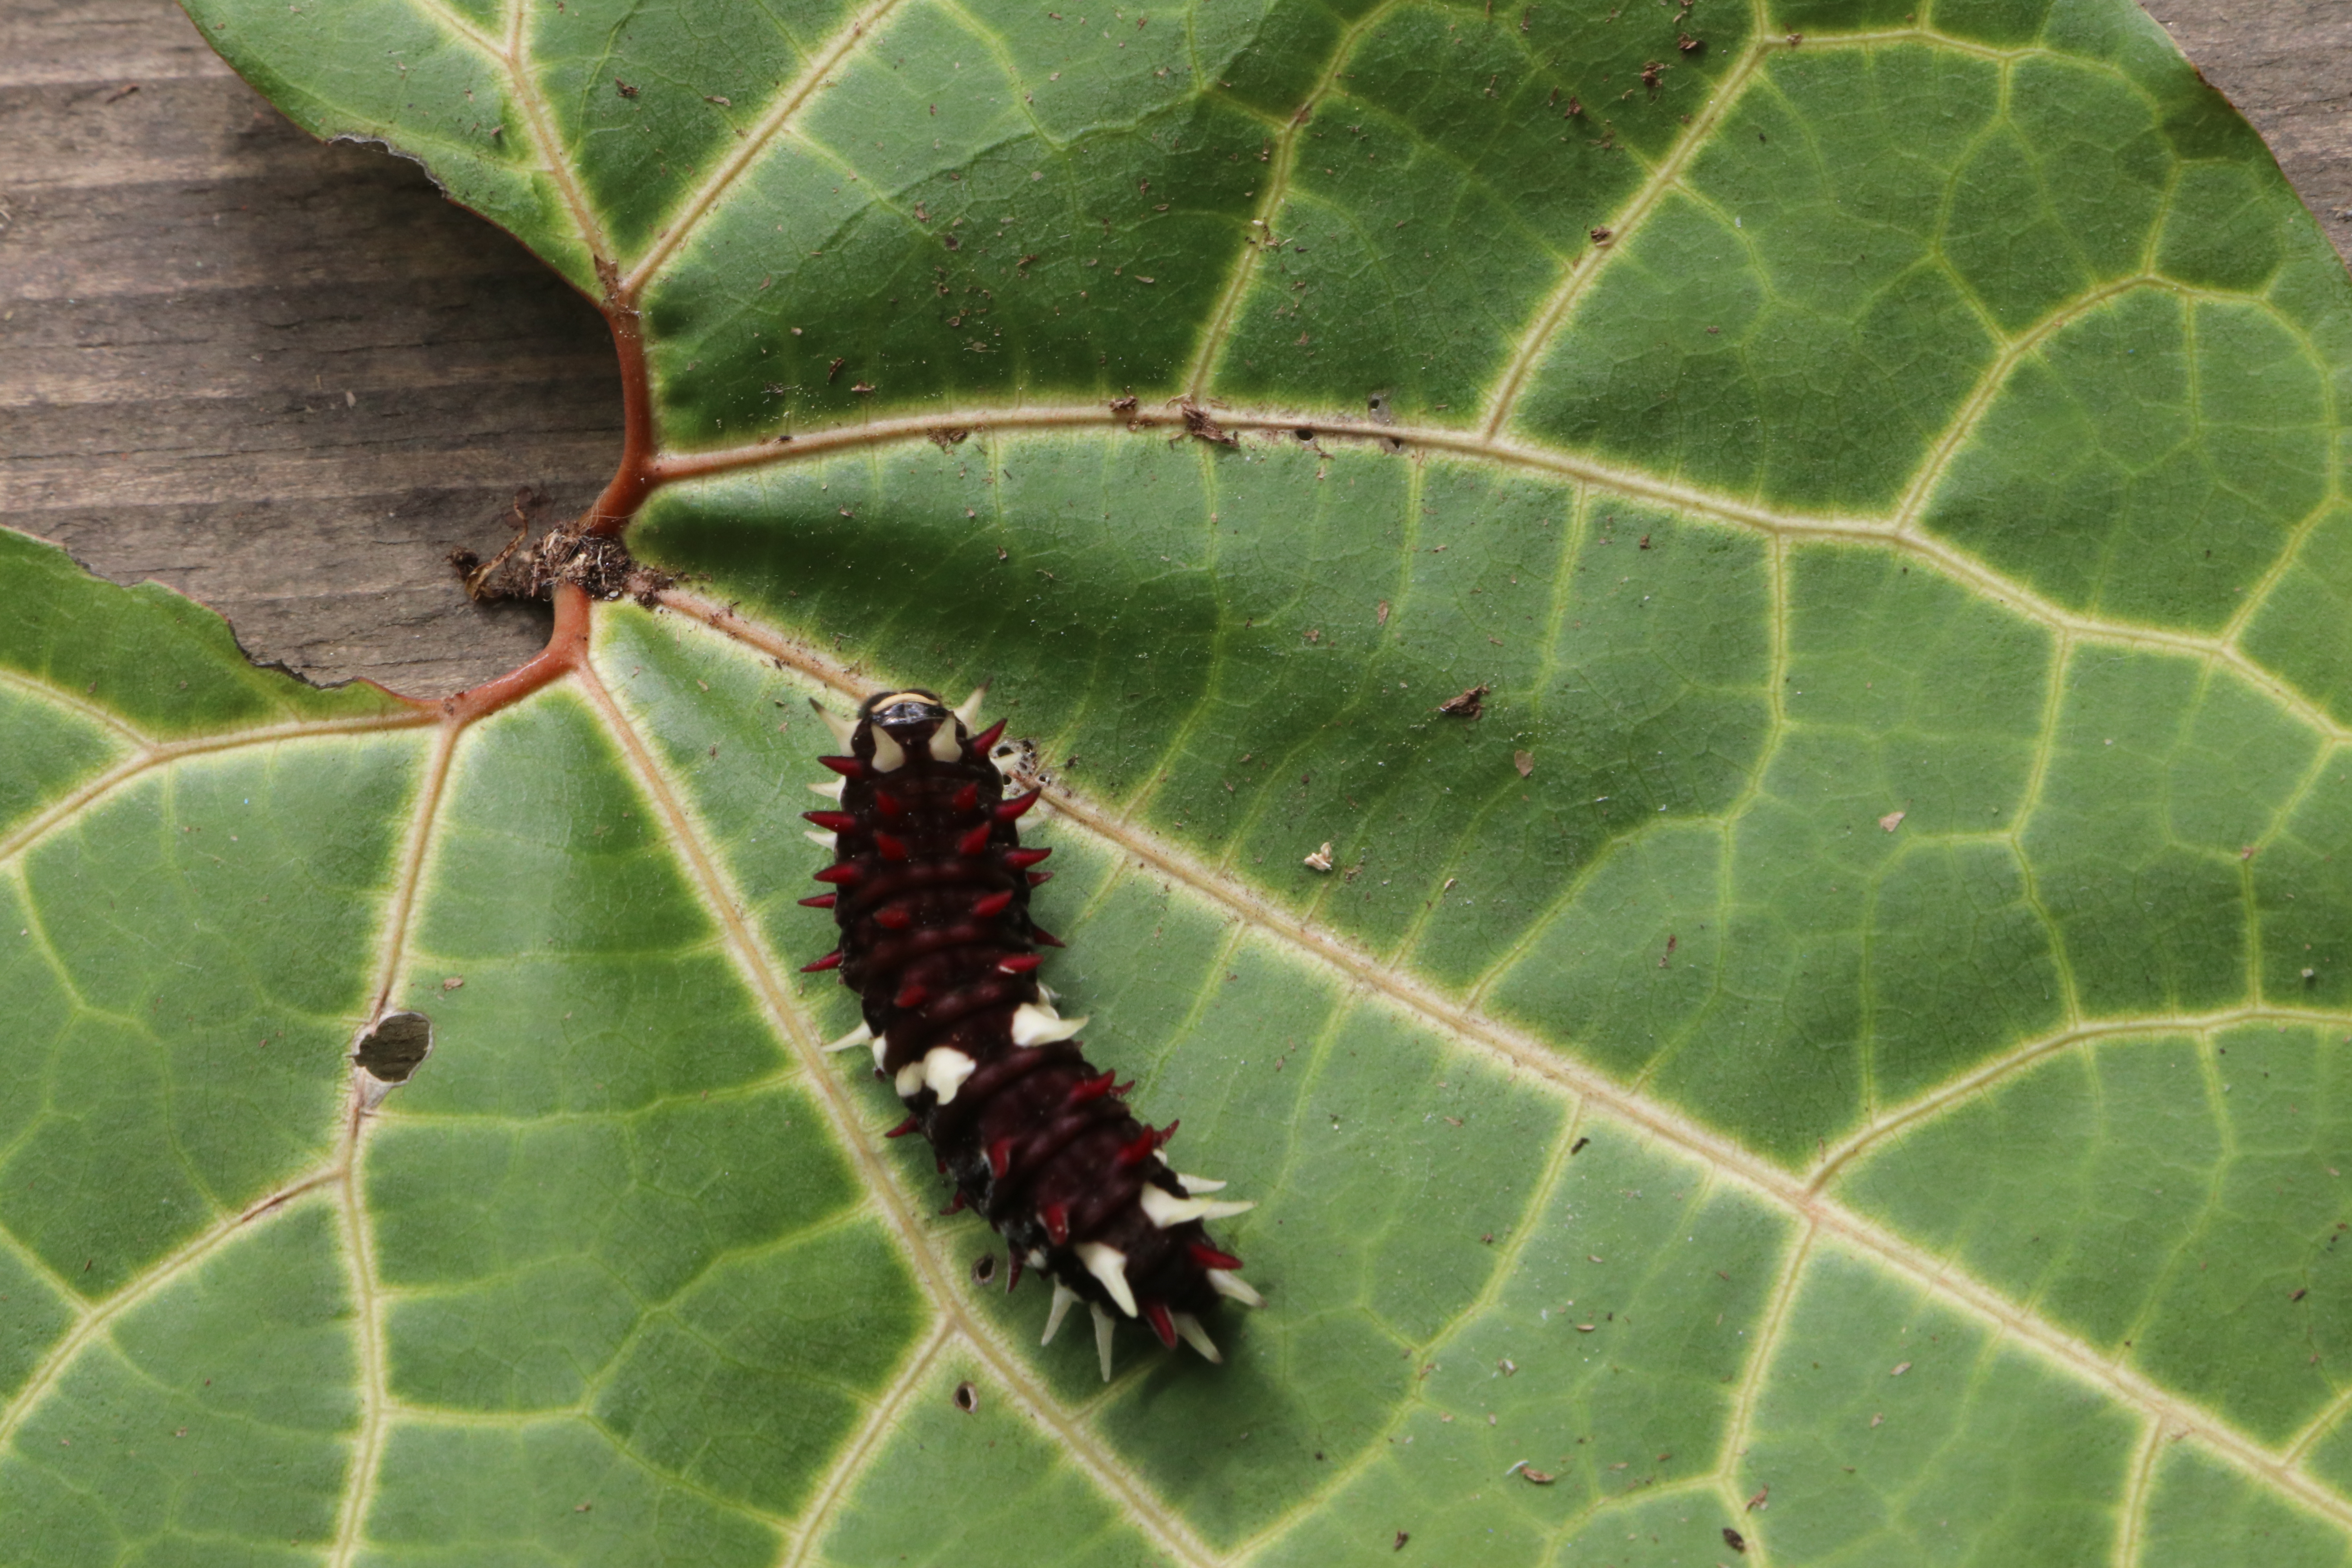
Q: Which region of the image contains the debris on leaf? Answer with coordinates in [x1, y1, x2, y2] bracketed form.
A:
[1437, 684, 1488, 719]
[1305, 842, 1335, 872]
[1723, 1526, 1747, 1553]
[1176, 396, 1237, 446]
[453, 508, 679, 610]
[1514, 750, 1535, 778]
[1879, 810, 1906, 833]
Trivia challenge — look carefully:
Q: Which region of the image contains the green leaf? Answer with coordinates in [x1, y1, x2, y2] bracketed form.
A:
[9, 0, 2352, 1561]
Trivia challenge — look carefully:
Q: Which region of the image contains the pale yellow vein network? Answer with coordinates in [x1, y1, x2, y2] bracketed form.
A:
[570, 656, 1222, 1567]
[0, 720, 452, 1552]
[5, 0, 2350, 1559]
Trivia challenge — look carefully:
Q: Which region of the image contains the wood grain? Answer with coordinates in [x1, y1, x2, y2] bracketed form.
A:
[0, 0, 617, 697]
[0, 0, 2346, 698]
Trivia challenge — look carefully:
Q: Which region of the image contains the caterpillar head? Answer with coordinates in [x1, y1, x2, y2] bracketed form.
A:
[858, 687, 989, 769]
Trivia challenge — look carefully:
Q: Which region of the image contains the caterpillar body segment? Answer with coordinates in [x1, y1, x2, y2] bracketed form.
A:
[804, 688, 1256, 1377]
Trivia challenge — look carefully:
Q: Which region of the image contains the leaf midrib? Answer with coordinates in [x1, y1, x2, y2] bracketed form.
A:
[648, 404, 2352, 747]
[572, 653, 1225, 1566]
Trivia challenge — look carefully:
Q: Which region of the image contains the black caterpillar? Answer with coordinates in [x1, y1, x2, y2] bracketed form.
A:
[800, 687, 1259, 1378]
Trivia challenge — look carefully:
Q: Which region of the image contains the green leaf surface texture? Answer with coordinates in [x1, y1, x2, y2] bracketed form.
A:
[10, 0, 2352, 1560]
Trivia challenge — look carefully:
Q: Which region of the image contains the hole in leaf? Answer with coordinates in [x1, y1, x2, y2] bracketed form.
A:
[972, 1252, 997, 1285]
[952, 1381, 979, 1413]
[354, 1011, 432, 1083]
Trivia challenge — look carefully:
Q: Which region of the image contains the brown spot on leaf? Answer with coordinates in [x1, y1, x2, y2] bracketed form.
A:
[353, 1011, 432, 1084]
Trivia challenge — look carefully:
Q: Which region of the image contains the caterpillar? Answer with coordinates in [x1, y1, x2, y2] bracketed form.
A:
[801, 686, 1261, 1379]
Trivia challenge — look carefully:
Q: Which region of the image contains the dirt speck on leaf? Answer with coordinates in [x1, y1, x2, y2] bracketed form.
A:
[1176, 397, 1237, 446]
[1438, 684, 1488, 719]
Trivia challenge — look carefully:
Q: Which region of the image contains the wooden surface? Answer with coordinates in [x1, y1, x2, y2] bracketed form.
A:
[2, 0, 2348, 699]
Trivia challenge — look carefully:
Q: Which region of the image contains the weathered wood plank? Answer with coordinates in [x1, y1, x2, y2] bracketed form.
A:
[0, 0, 619, 697]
